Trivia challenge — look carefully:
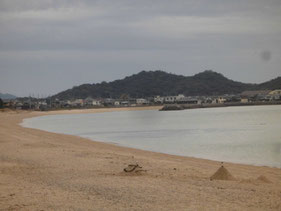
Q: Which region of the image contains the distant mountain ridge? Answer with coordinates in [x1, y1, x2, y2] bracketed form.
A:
[0, 93, 17, 100]
[256, 77, 281, 90]
[52, 70, 281, 100]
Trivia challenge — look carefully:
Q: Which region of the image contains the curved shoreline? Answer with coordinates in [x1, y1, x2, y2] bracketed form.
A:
[21, 106, 281, 169]
[1, 107, 281, 210]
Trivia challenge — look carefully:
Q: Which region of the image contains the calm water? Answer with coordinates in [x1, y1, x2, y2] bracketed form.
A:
[21, 105, 281, 168]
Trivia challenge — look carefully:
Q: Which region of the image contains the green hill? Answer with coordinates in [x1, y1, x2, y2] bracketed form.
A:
[257, 77, 281, 90]
[52, 70, 280, 100]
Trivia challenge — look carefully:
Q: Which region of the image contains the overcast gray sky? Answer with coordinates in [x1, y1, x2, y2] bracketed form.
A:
[0, 0, 280, 97]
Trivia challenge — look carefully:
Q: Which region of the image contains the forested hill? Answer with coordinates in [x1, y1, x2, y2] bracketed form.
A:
[256, 77, 281, 90]
[52, 70, 281, 100]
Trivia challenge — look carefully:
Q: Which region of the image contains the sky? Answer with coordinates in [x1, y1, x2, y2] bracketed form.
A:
[0, 0, 281, 97]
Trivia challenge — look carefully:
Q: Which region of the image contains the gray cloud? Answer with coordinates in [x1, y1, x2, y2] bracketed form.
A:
[0, 0, 281, 96]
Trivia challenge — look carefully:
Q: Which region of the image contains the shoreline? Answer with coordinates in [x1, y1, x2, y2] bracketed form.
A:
[21, 110, 281, 169]
[1, 107, 281, 210]
[22, 105, 281, 169]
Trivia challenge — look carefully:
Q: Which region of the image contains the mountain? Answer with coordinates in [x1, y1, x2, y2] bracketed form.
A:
[256, 77, 281, 90]
[0, 93, 17, 100]
[52, 70, 280, 100]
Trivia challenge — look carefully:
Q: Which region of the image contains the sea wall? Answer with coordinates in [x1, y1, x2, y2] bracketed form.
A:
[160, 101, 281, 111]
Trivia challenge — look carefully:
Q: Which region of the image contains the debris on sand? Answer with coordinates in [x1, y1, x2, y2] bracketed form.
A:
[123, 164, 145, 173]
[210, 164, 235, 181]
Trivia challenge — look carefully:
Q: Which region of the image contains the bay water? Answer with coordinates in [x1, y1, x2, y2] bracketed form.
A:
[21, 105, 281, 168]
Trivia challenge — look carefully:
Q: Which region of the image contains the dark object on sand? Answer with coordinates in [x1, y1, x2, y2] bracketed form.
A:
[210, 163, 235, 181]
[123, 164, 143, 173]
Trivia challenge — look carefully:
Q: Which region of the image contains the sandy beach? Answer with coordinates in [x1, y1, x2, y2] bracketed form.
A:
[0, 107, 281, 210]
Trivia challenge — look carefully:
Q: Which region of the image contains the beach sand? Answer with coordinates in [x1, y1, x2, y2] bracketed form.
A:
[0, 107, 281, 210]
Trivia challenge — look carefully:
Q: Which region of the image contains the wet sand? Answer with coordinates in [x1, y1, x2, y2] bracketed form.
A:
[0, 107, 281, 210]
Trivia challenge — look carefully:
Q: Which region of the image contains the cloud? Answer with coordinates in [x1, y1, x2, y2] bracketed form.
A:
[134, 15, 281, 40]
[0, 0, 281, 96]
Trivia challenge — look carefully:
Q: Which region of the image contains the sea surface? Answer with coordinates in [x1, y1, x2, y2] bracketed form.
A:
[21, 105, 281, 168]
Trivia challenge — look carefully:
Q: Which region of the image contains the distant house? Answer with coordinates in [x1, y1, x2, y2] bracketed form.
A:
[187, 98, 200, 104]
[114, 101, 120, 106]
[204, 98, 213, 104]
[84, 97, 94, 106]
[136, 98, 149, 105]
[15, 102, 23, 109]
[210, 96, 227, 104]
[129, 99, 137, 105]
[269, 90, 281, 100]
[92, 99, 101, 106]
[240, 90, 271, 101]
[103, 98, 114, 106]
[164, 96, 176, 103]
[212, 99, 218, 104]
[177, 96, 199, 104]
[217, 97, 226, 104]
[72, 99, 84, 107]
[154, 96, 164, 104]
[164, 95, 178, 103]
[240, 90, 271, 98]
[38, 101, 48, 110]
[64, 100, 71, 107]
[241, 98, 249, 103]
[175, 94, 185, 101]
[226, 95, 241, 102]
[120, 101, 129, 106]
[269, 90, 281, 95]
[2, 99, 13, 107]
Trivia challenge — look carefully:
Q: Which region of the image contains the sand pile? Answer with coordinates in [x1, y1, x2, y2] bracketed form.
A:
[210, 166, 235, 181]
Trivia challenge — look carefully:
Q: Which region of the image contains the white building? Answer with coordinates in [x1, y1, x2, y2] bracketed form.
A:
[217, 97, 226, 104]
[269, 90, 281, 100]
[164, 96, 177, 103]
[71, 99, 84, 106]
[84, 97, 101, 106]
[154, 96, 164, 103]
[175, 94, 185, 101]
[114, 101, 120, 106]
[136, 98, 149, 105]
[92, 99, 101, 106]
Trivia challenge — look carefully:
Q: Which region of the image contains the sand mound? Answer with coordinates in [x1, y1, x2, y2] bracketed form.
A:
[256, 175, 271, 183]
[210, 166, 235, 181]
